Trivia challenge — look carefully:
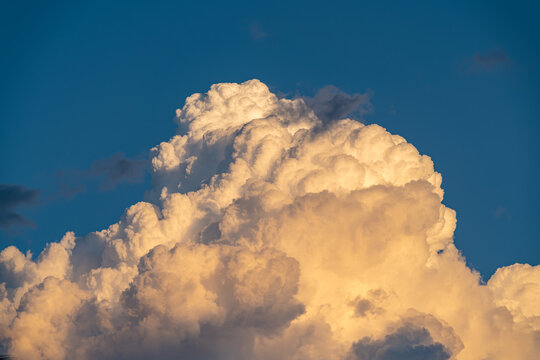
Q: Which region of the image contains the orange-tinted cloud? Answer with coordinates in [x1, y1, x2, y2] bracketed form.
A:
[0, 80, 538, 359]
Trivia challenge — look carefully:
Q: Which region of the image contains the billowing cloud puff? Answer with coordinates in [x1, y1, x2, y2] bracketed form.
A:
[0, 80, 538, 359]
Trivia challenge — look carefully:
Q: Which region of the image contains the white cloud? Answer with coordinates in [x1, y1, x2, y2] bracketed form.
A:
[0, 79, 538, 359]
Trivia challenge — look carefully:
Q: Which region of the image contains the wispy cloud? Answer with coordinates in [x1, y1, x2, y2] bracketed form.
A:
[90, 152, 149, 190]
[473, 49, 509, 68]
[0, 153, 148, 230]
[494, 205, 511, 221]
[0, 184, 40, 230]
[460, 47, 512, 73]
[302, 85, 373, 124]
[56, 152, 149, 198]
[249, 21, 268, 41]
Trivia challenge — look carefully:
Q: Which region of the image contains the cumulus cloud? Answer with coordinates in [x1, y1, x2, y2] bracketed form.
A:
[0, 184, 40, 230]
[0, 80, 538, 359]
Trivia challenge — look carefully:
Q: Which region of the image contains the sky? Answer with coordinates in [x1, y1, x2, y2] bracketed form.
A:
[1, 2, 540, 358]
[1, 1, 539, 282]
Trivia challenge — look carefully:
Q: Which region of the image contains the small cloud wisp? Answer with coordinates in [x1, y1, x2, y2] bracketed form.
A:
[0, 184, 40, 230]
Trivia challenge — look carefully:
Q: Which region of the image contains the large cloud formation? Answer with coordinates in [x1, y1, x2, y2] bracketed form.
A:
[1, 80, 538, 359]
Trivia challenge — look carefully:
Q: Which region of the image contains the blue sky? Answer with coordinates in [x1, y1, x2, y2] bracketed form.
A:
[1, 0, 538, 278]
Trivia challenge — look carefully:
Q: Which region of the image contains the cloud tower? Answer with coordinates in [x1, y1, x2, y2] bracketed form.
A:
[1, 80, 538, 359]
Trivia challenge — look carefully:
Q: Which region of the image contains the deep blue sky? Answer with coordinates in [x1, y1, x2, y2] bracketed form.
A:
[1, 0, 539, 278]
